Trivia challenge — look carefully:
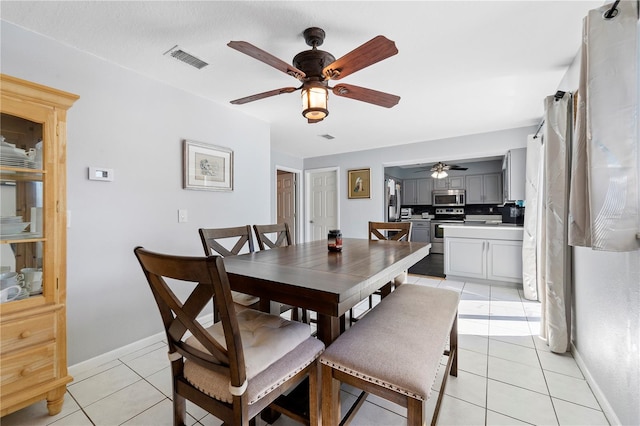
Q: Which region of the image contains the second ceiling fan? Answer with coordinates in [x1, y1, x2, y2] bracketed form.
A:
[228, 27, 400, 123]
[415, 162, 469, 178]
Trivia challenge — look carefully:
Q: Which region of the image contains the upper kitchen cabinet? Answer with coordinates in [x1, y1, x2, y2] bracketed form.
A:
[433, 176, 465, 190]
[503, 148, 526, 201]
[466, 173, 502, 204]
[402, 178, 433, 205]
[0, 74, 79, 417]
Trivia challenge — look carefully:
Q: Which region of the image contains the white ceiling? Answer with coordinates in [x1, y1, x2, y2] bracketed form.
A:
[1, 1, 603, 159]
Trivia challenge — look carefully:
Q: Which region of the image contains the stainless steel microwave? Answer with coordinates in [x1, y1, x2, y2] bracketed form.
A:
[432, 189, 466, 207]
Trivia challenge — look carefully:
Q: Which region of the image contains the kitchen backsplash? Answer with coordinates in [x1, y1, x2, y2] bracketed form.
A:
[401, 204, 510, 216]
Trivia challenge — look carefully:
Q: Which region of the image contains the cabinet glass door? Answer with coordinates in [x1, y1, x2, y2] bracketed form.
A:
[1, 113, 44, 303]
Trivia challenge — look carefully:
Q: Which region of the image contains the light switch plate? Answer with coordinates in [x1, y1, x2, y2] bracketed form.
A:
[178, 209, 188, 223]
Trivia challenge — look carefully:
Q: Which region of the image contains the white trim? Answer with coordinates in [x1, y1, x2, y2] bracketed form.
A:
[69, 313, 214, 377]
[571, 342, 619, 426]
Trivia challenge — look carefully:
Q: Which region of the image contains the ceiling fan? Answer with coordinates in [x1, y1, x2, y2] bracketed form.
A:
[227, 27, 400, 123]
[415, 162, 468, 178]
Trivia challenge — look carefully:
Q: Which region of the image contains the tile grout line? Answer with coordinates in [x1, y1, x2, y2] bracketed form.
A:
[484, 282, 492, 426]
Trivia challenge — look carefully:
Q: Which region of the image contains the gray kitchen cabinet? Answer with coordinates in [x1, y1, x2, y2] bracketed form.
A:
[402, 178, 432, 205]
[465, 173, 502, 204]
[402, 179, 417, 205]
[442, 224, 524, 284]
[445, 237, 523, 283]
[408, 220, 431, 242]
[433, 176, 465, 190]
[417, 178, 432, 204]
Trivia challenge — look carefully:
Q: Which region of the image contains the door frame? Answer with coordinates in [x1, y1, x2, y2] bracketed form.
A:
[304, 167, 340, 243]
[274, 165, 302, 244]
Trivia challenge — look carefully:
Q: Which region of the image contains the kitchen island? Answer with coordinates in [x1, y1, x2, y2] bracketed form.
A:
[440, 223, 524, 284]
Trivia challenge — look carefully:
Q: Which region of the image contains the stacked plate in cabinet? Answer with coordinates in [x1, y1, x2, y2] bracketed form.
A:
[1, 141, 36, 169]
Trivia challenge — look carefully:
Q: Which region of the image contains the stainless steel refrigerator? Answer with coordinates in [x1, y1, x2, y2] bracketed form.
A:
[385, 177, 401, 222]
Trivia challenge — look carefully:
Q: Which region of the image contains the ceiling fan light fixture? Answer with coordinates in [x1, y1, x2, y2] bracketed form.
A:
[301, 82, 329, 123]
[431, 170, 448, 179]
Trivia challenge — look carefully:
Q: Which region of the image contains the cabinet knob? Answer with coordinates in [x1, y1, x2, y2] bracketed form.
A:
[20, 367, 32, 377]
[20, 330, 32, 339]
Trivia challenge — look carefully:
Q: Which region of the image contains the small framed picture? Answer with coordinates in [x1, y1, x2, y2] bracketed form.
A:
[348, 168, 371, 199]
[183, 140, 233, 191]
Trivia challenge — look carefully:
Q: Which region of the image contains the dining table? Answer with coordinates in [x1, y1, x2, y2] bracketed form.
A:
[223, 237, 432, 346]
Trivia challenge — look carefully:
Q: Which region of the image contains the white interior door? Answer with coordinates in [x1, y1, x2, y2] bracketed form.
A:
[277, 171, 296, 242]
[306, 169, 338, 241]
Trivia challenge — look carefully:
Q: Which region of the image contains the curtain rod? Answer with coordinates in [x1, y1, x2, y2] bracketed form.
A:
[533, 91, 565, 139]
[533, 120, 544, 139]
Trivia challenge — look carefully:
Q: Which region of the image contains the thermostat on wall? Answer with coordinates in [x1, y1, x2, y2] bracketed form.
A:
[88, 167, 114, 182]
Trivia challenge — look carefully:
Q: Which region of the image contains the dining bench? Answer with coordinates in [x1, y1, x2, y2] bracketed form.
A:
[319, 284, 460, 426]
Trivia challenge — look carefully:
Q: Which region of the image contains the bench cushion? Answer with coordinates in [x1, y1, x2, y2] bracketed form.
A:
[320, 284, 459, 401]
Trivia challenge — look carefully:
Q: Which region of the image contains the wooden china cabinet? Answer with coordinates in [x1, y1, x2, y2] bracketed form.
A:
[0, 74, 78, 416]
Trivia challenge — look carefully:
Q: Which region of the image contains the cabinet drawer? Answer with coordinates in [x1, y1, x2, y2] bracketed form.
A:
[1, 343, 56, 396]
[0, 313, 56, 354]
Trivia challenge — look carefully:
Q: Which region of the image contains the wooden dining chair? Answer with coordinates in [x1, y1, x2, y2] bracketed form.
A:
[350, 221, 413, 324]
[253, 223, 292, 250]
[199, 226, 260, 317]
[133, 246, 324, 426]
[253, 223, 311, 324]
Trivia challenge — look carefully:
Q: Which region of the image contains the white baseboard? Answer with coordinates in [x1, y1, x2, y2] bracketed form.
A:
[69, 313, 214, 378]
[571, 342, 620, 425]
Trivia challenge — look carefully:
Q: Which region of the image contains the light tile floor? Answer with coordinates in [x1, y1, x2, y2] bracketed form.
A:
[2, 275, 610, 426]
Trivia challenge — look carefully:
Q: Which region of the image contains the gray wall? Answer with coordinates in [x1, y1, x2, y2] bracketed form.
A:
[572, 248, 639, 425]
[303, 126, 532, 239]
[387, 159, 503, 180]
[1, 22, 272, 364]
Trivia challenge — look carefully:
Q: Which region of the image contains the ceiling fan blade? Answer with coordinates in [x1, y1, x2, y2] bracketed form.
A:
[323, 36, 398, 80]
[230, 87, 299, 105]
[332, 84, 400, 108]
[449, 165, 469, 171]
[228, 41, 306, 80]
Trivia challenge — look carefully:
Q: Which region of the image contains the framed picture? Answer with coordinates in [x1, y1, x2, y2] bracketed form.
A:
[348, 168, 371, 199]
[183, 140, 233, 191]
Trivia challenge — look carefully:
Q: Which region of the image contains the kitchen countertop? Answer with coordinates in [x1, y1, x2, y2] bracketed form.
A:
[439, 223, 524, 240]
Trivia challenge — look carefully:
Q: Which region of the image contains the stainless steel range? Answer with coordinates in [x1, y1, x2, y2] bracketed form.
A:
[430, 207, 465, 254]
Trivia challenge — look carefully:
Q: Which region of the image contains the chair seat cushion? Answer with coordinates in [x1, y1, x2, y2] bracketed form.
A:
[184, 309, 321, 404]
[320, 284, 459, 401]
[231, 290, 260, 307]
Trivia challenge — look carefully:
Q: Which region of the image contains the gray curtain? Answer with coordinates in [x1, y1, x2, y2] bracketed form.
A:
[568, 20, 591, 248]
[522, 134, 543, 301]
[539, 92, 573, 353]
[570, 0, 640, 252]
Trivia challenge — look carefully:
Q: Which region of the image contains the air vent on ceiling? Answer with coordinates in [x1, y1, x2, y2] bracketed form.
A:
[320, 134, 335, 140]
[164, 45, 209, 69]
